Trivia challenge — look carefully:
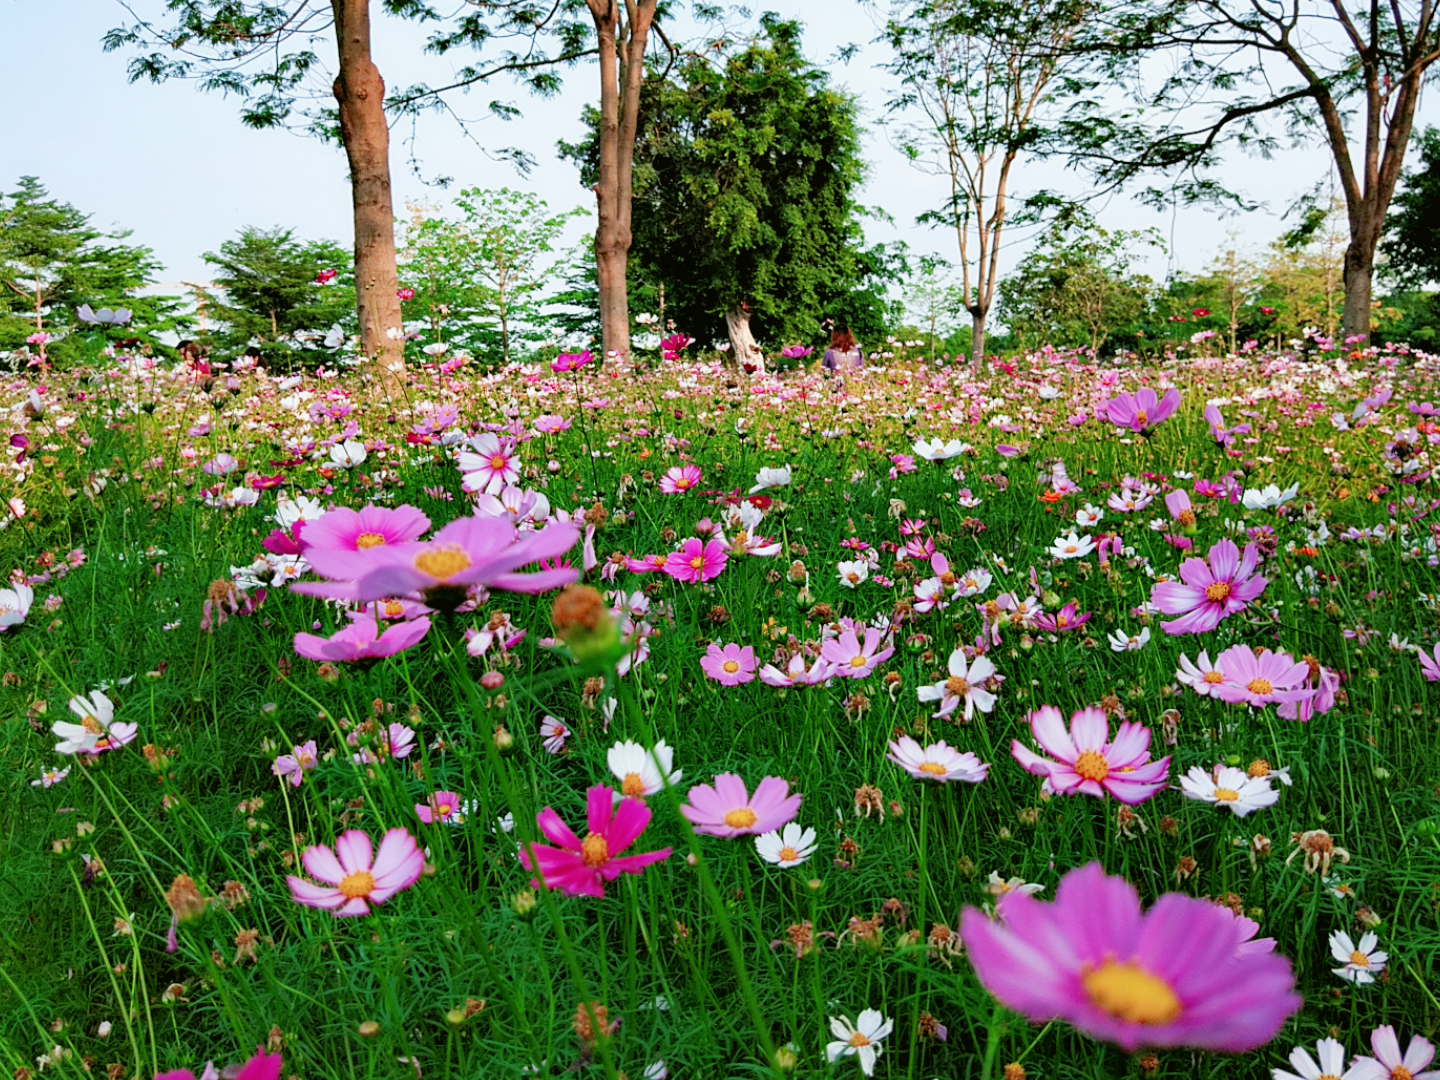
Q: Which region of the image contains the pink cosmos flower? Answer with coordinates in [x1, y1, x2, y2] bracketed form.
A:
[681, 774, 801, 837]
[1350, 1026, 1439, 1080]
[157, 1050, 282, 1080]
[293, 616, 431, 663]
[271, 740, 318, 787]
[1175, 650, 1229, 698]
[415, 790, 464, 825]
[1420, 644, 1440, 682]
[550, 350, 594, 372]
[519, 785, 671, 898]
[457, 434, 521, 496]
[540, 715, 570, 754]
[700, 642, 757, 685]
[819, 627, 895, 679]
[659, 465, 703, 493]
[298, 504, 432, 584]
[286, 828, 424, 916]
[1150, 538, 1266, 635]
[534, 414, 572, 435]
[1032, 601, 1091, 634]
[1278, 662, 1340, 721]
[960, 862, 1300, 1052]
[626, 552, 672, 574]
[1209, 644, 1313, 709]
[344, 516, 579, 609]
[886, 736, 989, 783]
[1011, 706, 1171, 805]
[1104, 387, 1181, 434]
[663, 538, 728, 584]
[758, 653, 833, 687]
[1164, 489, 1196, 532]
[350, 722, 416, 765]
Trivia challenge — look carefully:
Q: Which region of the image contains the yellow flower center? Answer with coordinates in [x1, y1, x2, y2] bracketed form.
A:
[724, 808, 758, 830]
[81, 715, 103, 734]
[1073, 750, 1110, 783]
[675, 477, 692, 489]
[1247, 678, 1274, 696]
[651, 555, 667, 568]
[1203, 671, 1224, 684]
[355, 532, 387, 549]
[338, 870, 375, 899]
[945, 676, 970, 696]
[1349, 950, 1369, 967]
[940, 572, 957, 586]
[1213, 788, 1239, 802]
[581, 832, 609, 868]
[848, 1033, 872, 1048]
[918, 761, 947, 777]
[489, 454, 507, 470]
[621, 773, 646, 798]
[1205, 581, 1232, 602]
[1082, 960, 1181, 1025]
[690, 556, 704, 570]
[849, 656, 867, 669]
[436, 803, 452, 817]
[1178, 509, 1196, 527]
[414, 545, 472, 580]
[1135, 411, 1149, 427]
[1065, 545, 1078, 554]
[383, 599, 404, 617]
[778, 846, 799, 862]
[723, 660, 740, 674]
[1393, 1067, 1414, 1080]
[1057, 614, 1070, 628]
[846, 572, 861, 583]
[1248, 759, 1271, 778]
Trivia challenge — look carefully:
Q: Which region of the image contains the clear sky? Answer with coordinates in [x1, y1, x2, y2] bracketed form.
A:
[3, 0, 1431, 301]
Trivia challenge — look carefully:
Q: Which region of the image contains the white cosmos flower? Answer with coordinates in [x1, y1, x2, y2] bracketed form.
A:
[606, 739, 681, 798]
[1107, 627, 1151, 652]
[885, 734, 989, 783]
[1075, 504, 1104, 528]
[826, 1010, 893, 1076]
[917, 649, 997, 720]
[984, 872, 1044, 898]
[329, 440, 367, 468]
[273, 495, 325, 531]
[1178, 764, 1279, 817]
[1271, 1037, 1367, 1080]
[1048, 531, 1096, 559]
[53, 690, 117, 754]
[837, 560, 869, 588]
[1241, 482, 1300, 510]
[1329, 929, 1387, 984]
[1038, 385, 1060, 400]
[749, 465, 792, 493]
[755, 822, 817, 867]
[912, 438, 968, 461]
[0, 582, 34, 632]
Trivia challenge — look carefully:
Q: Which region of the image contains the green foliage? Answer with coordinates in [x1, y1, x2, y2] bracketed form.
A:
[398, 189, 588, 363]
[1381, 127, 1440, 290]
[200, 227, 356, 366]
[0, 177, 184, 363]
[561, 15, 875, 348]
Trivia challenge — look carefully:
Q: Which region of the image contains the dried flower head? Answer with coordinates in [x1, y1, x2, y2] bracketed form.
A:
[1287, 830, 1351, 875]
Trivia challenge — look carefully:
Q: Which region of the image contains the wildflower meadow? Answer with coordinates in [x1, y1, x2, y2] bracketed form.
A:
[2, 338, 1439, 1080]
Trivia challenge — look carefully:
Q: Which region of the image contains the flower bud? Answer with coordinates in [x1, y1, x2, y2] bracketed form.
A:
[358, 1021, 381, 1038]
[493, 726, 515, 755]
[550, 585, 621, 663]
[511, 889, 538, 921]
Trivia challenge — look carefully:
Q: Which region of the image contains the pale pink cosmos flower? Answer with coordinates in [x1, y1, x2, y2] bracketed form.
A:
[960, 862, 1300, 1052]
[681, 774, 801, 837]
[1271, 1038, 1365, 1080]
[350, 722, 415, 765]
[1175, 650, 1229, 698]
[540, 715, 570, 754]
[1164, 489, 1197, 531]
[662, 538, 728, 584]
[1150, 538, 1267, 635]
[1104, 387, 1182, 434]
[457, 433, 521, 495]
[1011, 706, 1171, 805]
[520, 785, 671, 898]
[886, 735, 989, 783]
[293, 616, 431, 663]
[0, 581, 34, 632]
[1209, 645, 1312, 709]
[31, 766, 70, 788]
[286, 828, 424, 916]
[758, 653, 832, 687]
[415, 790, 464, 825]
[820, 627, 895, 679]
[917, 648, 996, 720]
[1419, 644, 1440, 682]
[1350, 1026, 1439, 1080]
[272, 740, 318, 787]
[1278, 662, 1341, 721]
[659, 465, 702, 493]
[472, 485, 550, 527]
[700, 642, 757, 685]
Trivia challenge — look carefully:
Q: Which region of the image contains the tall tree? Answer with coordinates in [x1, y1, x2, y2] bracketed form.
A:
[1061, 0, 1440, 342]
[562, 15, 872, 368]
[881, 0, 1092, 370]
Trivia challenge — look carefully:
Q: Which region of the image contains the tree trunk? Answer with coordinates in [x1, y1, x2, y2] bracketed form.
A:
[725, 307, 765, 373]
[968, 306, 987, 373]
[1341, 237, 1374, 344]
[586, 0, 658, 361]
[331, 0, 405, 393]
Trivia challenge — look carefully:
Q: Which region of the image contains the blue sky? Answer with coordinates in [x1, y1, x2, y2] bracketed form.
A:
[3, 0, 1428, 300]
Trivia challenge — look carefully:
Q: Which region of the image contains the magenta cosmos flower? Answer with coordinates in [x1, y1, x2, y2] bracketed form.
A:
[819, 626, 896, 679]
[663, 537, 728, 584]
[700, 642, 756, 685]
[286, 828, 424, 916]
[1105, 387, 1181, 435]
[960, 862, 1300, 1052]
[519, 785, 671, 898]
[1150, 538, 1266, 635]
[343, 515, 579, 609]
[415, 790, 464, 825]
[1209, 644, 1312, 709]
[681, 774, 801, 837]
[298, 504, 431, 583]
[293, 616, 431, 663]
[659, 464, 702, 493]
[1011, 706, 1171, 805]
[158, 1050, 282, 1080]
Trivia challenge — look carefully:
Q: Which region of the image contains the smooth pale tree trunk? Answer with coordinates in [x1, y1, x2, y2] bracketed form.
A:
[725, 307, 765, 373]
[586, 0, 657, 361]
[331, 0, 405, 392]
[968, 307, 987, 373]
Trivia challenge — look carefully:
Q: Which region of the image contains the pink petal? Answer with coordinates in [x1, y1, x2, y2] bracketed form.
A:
[1068, 708, 1109, 752]
[334, 830, 374, 875]
[371, 828, 423, 888]
[536, 807, 582, 850]
[1028, 706, 1076, 761]
[287, 876, 345, 909]
[606, 797, 653, 855]
[1207, 539, 1239, 582]
[302, 844, 345, 885]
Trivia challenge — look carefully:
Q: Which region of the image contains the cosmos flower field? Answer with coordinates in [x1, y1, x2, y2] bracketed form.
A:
[2, 342, 1439, 1080]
